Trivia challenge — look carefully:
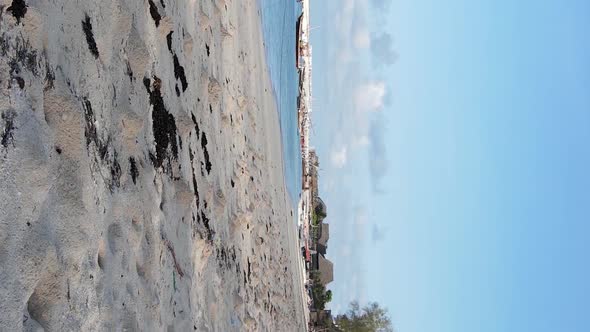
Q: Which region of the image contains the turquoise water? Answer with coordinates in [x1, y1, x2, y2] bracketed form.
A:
[258, 1, 302, 206]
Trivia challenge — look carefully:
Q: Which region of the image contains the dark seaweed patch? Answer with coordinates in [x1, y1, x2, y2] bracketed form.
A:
[172, 54, 188, 92]
[143, 76, 178, 171]
[166, 31, 173, 53]
[200, 131, 207, 147]
[148, 0, 161, 27]
[191, 113, 199, 136]
[175, 84, 180, 97]
[82, 99, 121, 191]
[126, 61, 133, 82]
[200, 210, 212, 241]
[83, 99, 99, 152]
[188, 146, 200, 210]
[205, 44, 210, 57]
[82, 15, 99, 58]
[215, 246, 237, 271]
[160, 0, 166, 8]
[7, 37, 38, 77]
[44, 62, 55, 90]
[129, 157, 139, 184]
[82, 99, 110, 160]
[14, 76, 24, 89]
[247, 258, 251, 282]
[0, 34, 8, 57]
[7, 0, 27, 24]
[200, 132, 211, 174]
[110, 151, 122, 191]
[1, 110, 17, 148]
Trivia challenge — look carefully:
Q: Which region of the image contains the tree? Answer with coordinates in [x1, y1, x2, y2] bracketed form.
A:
[324, 290, 333, 303]
[310, 272, 333, 310]
[335, 301, 393, 332]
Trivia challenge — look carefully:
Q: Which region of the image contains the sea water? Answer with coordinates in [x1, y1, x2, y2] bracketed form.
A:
[258, 0, 303, 207]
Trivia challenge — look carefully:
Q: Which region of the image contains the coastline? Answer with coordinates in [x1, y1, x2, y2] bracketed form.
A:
[257, 0, 303, 207]
[252, 2, 309, 328]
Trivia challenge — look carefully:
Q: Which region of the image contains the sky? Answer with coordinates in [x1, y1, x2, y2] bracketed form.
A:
[309, 0, 590, 331]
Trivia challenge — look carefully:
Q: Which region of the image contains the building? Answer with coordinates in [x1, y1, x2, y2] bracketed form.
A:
[317, 253, 333, 285]
[311, 222, 333, 285]
[318, 223, 329, 249]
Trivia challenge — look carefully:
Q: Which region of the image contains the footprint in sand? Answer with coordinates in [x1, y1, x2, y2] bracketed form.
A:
[208, 76, 222, 106]
[126, 28, 150, 78]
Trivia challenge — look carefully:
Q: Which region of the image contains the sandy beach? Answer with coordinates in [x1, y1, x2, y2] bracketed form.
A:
[0, 0, 306, 330]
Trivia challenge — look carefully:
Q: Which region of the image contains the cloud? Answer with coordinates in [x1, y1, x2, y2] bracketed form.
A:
[370, 33, 398, 66]
[330, 146, 348, 168]
[343, 0, 356, 11]
[352, 135, 370, 148]
[368, 117, 388, 193]
[354, 81, 387, 112]
[332, 0, 370, 67]
[369, 0, 392, 10]
[353, 28, 371, 49]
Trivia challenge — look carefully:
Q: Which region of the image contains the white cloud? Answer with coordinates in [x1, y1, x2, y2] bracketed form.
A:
[352, 135, 370, 148]
[343, 0, 356, 11]
[354, 81, 387, 112]
[330, 146, 348, 168]
[353, 28, 371, 49]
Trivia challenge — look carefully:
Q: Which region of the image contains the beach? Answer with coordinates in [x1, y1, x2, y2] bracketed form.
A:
[0, 0, 306, 330]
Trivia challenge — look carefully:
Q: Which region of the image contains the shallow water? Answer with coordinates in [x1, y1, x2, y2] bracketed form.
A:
[258, 0, 303, 207]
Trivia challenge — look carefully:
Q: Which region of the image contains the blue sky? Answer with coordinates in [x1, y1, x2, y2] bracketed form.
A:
[309, 0, 590, 331]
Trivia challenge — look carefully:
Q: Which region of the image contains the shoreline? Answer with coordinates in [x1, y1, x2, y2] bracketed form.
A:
[252, 2, 310, 328]
[257, 0, 303, 209]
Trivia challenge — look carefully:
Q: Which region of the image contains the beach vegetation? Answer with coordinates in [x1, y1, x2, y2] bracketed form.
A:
[312, 212, 320, 226]
[335, 301, 394, 332]
[310, 271, 333, 310]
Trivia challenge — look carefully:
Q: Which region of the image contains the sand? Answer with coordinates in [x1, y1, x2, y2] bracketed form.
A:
[0, 0, 307, 330]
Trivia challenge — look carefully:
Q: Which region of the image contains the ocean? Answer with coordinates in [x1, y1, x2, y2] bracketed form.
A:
[258, 0, 303, 207]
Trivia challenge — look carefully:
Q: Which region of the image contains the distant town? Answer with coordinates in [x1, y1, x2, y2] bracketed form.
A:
[296, 1, 337, 330]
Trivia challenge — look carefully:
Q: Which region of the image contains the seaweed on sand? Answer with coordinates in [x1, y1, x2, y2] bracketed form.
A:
[7, 0, 27, 24]
[1, 110, 17, 148]
[200, 132, 212, 174]
[148, 0, 161, 27]
[143, 76, 178, 171]
[82, 15, 99, 58]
